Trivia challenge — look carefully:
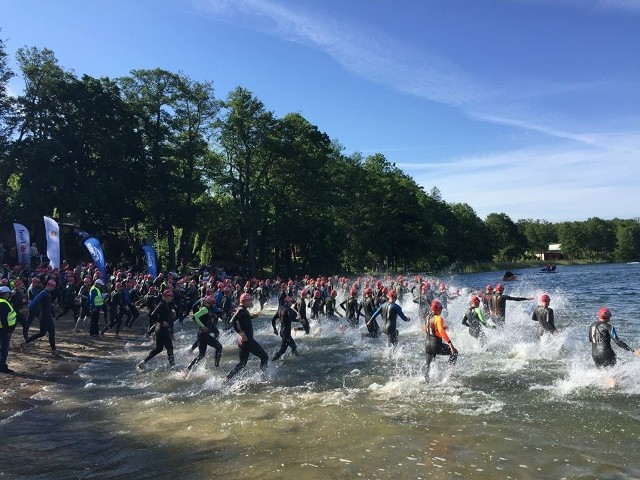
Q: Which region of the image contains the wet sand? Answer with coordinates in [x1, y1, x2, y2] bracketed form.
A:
[1, 315, 141, 423]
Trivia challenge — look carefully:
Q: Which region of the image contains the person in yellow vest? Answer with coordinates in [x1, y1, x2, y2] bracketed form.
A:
[0, 285, 18, 373]
[89, 279, 105, 337]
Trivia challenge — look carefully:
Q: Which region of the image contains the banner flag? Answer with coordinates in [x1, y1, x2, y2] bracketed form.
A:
[43, 216, 60, 269]
[83, 237, 106, 279]
[13, 223, 30, 265]
[142, 245, 157, 277]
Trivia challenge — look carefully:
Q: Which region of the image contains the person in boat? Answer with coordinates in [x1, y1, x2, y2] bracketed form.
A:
[502, 270, 517, 281]
[588, 307, 639, 368]
[531, 293, 558, 337]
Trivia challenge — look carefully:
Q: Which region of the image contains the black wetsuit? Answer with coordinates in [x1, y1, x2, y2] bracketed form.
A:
[187, 305, 222, 370]
[55, 283, 79, 320]
[124, 288, 141, 328]
[310, 296, 323, 319]
[490, 293, 529, 327]
[143, 293, 160, 333]
[142, 300, 175, 367]
[25, 289, 56, 351]
[10, 288, 28, 341]
[324, 296, 339, 320]
[361, 296, 380, 338]
[424, 314, 457, 377]
[293, 297, 310, 334]
[370, 301, 409, 346]
[77, 284, 91, 322]
[340, 296, 359, 327]
[25, 285, 42, 337]
[102, 289, 125, 335]
[226, 306, 268, 380]
[272, 305, 299, 360]
[462, 306, 491, 343]
[588, 321, 634, 368]
[531, 305, 557, 337]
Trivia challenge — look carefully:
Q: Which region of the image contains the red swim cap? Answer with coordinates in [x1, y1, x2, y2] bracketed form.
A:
[541, 293, 550, 303]
[598, 307, 611, 320]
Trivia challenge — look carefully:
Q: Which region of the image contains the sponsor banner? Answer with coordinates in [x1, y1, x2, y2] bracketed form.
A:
[142, 245, 157, 277]
[13, 223, 30, 265]
[84, 237, 106, 279]
[43, 216, 60, 269]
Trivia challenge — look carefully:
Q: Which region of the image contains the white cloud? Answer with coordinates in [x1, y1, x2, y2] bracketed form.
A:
[402, 142, 640, 221]
[511, 0, 640, 14]
[194, 0, 483, 106]
[195, 0, 640, 221]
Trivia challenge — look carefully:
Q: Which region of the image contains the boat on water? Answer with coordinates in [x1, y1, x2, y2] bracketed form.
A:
[627, 261, 640, 265]
[539, 262, 557, 273]
[502, 270, 517, 281]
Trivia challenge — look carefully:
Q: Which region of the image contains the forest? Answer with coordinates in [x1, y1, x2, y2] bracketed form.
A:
[1, 38, 639, 275]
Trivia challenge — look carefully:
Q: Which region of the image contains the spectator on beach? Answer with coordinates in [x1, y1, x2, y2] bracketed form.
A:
[0, 285, 17, 373]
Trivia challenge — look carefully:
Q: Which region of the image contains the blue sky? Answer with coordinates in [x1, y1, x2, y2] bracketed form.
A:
[2, 0, 639, 222]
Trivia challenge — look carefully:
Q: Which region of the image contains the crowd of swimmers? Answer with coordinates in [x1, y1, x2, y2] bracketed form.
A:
[1, 262, 639, 379]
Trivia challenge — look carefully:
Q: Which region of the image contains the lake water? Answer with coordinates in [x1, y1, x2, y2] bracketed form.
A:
[2, 263, 640, 479]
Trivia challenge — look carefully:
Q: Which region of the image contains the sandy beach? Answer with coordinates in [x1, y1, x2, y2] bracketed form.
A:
[1, 314, 140, 423]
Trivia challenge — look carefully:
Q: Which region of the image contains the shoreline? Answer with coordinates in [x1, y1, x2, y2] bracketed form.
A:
[1, 315, 142, 423]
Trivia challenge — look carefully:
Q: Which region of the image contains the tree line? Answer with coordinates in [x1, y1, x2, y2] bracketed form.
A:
[0, 39, 639, 274]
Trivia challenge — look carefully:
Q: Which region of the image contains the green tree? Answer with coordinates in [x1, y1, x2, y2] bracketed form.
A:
[614, 220, 640, 262]
[120, 69, 217, 270]
[557, 221, 587, 260]
[9, 48, 143, 239]
[517, 219, 557, 258]
[266, 112, 338, 275]
[485, 213, 527, 262]
[447, 203, 491, 265]
[584, 217, 616, 261]
[213, 87, 277, 276]
[0, 33, 15, 224]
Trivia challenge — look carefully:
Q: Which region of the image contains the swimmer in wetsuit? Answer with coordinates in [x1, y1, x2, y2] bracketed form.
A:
[361, 288, 381, 338]
[185, 295, 223, 372]
[369, 289, 410, 347]
[531, 293, 558, 338]
[461, 295, 494, 345]
[588, 307, 640, 368]
[424, 300, 458, 380]
[226, 293, 268, 381]
[490, 283, 533, 327]
[271, 296, 299, 361]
